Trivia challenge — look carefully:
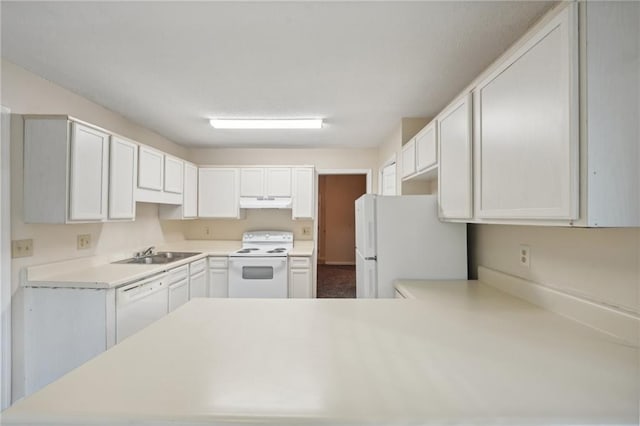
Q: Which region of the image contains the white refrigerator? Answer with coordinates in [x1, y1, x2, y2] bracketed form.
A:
[355, 194, 467, 298]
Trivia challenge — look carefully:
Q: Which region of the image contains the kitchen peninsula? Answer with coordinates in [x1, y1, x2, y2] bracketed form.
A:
[2, 272, 637, 425]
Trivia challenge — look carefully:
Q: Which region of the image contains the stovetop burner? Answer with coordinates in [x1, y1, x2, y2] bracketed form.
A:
[230, 231, 294, 258]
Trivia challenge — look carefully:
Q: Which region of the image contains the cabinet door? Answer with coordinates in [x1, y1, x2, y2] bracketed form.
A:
[240, 168, 264, 197]
[189, 271, 208, 298]
[292, 167, 315, 220]
[476, 5, 578, 220]
[209, 268, 228, 298]
[183, 162, 198, 218]
[169, 279, 189, 312]
[164, 156, 184, 194]
[289, 266, 312, 298]
[69, 122, 109, 221]
[108, 136, 137, 220]
[138, 146, 164, 191]
[401, 140, 416, 178]
[415, 123, 437, 172]
[438, 94, 473, 220]
[198, 168, 240, 218]
[266, 167, 292, 197]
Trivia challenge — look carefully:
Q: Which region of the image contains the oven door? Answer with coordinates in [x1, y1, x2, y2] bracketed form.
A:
[228, 256, 288, 298]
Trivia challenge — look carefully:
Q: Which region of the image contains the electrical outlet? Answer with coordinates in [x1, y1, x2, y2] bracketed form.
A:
[77, 234, 92, 250]
[302, 226, 312, 236]
[204, 226, 211, 236]
[11, 239, 33, 258]
[519, 245, 530, 268]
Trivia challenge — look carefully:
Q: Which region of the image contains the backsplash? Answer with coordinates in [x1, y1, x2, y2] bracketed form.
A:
[182, 209, 314, 241]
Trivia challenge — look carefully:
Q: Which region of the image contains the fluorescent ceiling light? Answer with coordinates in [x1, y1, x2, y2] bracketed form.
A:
[209, 118, 323, 129]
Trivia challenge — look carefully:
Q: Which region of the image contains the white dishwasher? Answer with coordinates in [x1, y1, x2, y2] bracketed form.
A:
[116, 273, 168, 343]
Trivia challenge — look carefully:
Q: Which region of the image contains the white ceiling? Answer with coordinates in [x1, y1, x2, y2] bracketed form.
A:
[1, 1, 553, 149]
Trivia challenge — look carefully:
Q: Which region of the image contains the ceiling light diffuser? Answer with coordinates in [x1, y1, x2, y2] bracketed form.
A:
[209, 118, 323, 130]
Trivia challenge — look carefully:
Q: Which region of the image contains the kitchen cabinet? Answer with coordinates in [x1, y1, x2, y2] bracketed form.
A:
[208, 257, 228, 298]
[138, 145, 164, 191]
[198, 168, 241, 218]
[475, 4, 578, 220]
[24, 117, 110, 223]
[168, 265, 189, 311]
[163, 155, 184, 194]
[240, 167, 291, 197]
[401, 140, 416, 179]
[189, 259, 208, 298]
[136, 145, 182, 205]
[292, 167, 315, 220]
[108, 136, 137, 220]
[415, 122, 437, 173]
[158, 161, 198, 220]
[288, 256, 312, 298]
[438, 94, 473, 220]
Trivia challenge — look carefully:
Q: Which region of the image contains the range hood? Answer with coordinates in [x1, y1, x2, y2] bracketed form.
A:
[239, 197, 293, 209]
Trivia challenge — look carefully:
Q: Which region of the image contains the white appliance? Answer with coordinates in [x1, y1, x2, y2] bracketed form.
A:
[355, 194, 467, 298]
[228, 231, 292, 298]
[116, 273, 169, 342]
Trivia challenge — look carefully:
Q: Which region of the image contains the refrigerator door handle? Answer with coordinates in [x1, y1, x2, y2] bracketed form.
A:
[364, 256, 377, 261]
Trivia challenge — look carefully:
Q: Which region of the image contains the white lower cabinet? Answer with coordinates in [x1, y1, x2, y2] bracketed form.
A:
[208, 257, 229, 298]
[168, 265, 190, 311]
[189, 259, 209, 298]
[288, 256, 313, 298]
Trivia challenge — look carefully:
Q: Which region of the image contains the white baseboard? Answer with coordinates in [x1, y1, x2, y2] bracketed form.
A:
[478, 266, 640, 346]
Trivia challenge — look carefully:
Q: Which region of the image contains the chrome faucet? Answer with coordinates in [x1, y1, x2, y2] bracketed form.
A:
[138, 246, 155, 257]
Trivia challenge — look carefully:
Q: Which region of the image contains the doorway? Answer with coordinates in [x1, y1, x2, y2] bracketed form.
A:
[316, 174, 367, 298]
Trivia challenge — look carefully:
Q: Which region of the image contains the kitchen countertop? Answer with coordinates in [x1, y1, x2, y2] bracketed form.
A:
[2, 283, 638, 425]
[24, 239, 314, 289]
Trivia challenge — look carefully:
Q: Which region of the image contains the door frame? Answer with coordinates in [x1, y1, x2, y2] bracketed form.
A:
[314, 169, 372, 296]
[1, 105, 11, 409]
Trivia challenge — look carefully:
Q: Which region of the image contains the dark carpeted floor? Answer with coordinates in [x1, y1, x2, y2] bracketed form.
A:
[317, 264, 356, 298]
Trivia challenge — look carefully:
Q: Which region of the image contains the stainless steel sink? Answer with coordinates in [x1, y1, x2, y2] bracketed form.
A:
[113, 251, 200, 265]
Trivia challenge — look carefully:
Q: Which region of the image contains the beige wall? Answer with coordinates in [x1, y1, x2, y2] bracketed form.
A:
[183, 209, 313, 241]
[3, 60, 187, 297]
[318, 175, 366, 264]
[470, 224, 640, 313]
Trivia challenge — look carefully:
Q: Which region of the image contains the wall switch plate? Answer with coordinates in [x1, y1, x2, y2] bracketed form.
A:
[77, 234, 92, 250]
[12, 239, 33, 258]
[519, 245, 530, 268]
[302, 226, 312, 236]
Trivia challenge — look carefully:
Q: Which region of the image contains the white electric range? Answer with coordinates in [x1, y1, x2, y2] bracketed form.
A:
[228, 231, 293, 298]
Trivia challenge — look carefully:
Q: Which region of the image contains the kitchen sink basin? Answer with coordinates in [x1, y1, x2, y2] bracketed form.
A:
[113, 251, 200, 265]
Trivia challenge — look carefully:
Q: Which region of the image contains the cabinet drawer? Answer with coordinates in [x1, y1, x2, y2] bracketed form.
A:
[208, 257, 228, 269]
[189, 258, 207, 275]
[289, 257, 311, 269]
[168, 265, 189, 284]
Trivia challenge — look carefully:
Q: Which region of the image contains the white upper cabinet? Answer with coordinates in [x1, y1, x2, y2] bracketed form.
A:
[163, 156, 184, 194]
[158, 161, 197, 220]
[292, 167, 315, 220]
[400, 140, 416, 179]
[108, 136, 137, 220]
[137, 146, 164, 191]
[438, 94, 473, 220]
[136, 145, 181, 205]
[199, 168, 241, 218]
[240, 167, 291, 197]
[415, 122, 437, 172]
[68, 123, 110, 221]
[475, 4, 578, 220]
[24, 117, 111, 223]
[182, 162, 198, 218]
[240, 168, 264, 197]
[265, 168, 292, 197]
